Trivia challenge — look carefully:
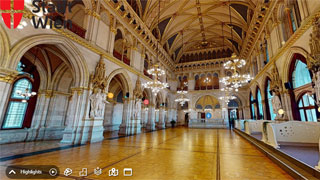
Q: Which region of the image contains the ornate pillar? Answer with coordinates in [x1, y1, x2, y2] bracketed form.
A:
[0, 73, 16, 126]
[280, 90, 291, 120]
[146, 102, 155, 131]
[103, 101, 115, 131]
[118, 98, 131, 134]
[157, 107, 165, 129]
[61, 88, 89, 144]
[308, 17, 320, 121]
[27, 90, 53, 141]
[85, 6, 101, 43]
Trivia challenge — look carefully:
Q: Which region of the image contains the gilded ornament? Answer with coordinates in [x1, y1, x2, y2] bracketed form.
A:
[269, 64, 282, 95]
[308, 17, 320, 73]
[90, 56, 108, 93]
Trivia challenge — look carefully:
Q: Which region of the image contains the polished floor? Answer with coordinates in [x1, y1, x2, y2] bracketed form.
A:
[0, 128, 293, 180]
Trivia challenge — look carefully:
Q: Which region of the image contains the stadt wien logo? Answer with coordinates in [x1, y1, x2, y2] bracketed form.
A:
[0, 0, 72, 29]
[0, 0, 24, 29]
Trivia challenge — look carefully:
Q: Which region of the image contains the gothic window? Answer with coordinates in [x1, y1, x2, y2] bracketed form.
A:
[290, 9, 297, 32]
[265, 42, 269, 63]
[292, 60, 312, 88]
[250, 93, 255, 119]
[2, 78, 33, 129]
[257, 87, 264, 119]
[298, 93, 317, 122]
[266, 79, 276, 120]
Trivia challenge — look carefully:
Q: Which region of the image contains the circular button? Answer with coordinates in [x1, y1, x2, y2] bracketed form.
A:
[49, 168, 58, 176]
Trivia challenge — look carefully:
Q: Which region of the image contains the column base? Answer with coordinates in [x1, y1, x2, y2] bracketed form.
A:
[146, 122, 155, 131]
[118, 119, 141, 135]
[61, 118, 104, 144]
[156, 122, 165, 129]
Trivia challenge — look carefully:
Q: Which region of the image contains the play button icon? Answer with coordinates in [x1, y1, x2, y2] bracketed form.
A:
[49, 168, 58, 176]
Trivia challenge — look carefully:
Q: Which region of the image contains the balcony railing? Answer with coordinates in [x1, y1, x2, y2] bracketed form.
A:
[113, 50, 130, 66]
[47, 12, 86, 39]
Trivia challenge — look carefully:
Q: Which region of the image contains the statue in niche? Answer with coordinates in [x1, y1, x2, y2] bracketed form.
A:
[90, 89, 109, 118]
[271, 91, 283, 119]
[134, 99, 142, 119]
[89, 55, 109, 118]
[133, 77, 143, 119]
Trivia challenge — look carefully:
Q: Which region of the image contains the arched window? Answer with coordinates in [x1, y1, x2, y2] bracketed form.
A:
[298, 93, 317, 122]
[265, 42, 269, 63]
[2, 78, 33, 129]
[265, 79, 276, 120]
[257, 87, 264, 119]
[250, 93, 255, 119]
[292, 60, 312, 88]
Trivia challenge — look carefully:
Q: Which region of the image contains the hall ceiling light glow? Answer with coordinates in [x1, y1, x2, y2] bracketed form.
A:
[223, 54, 246, 69]
[219, 95, 236, 103]
[16, 88, 37, 103]
[204, 77, 211, 83]
[175, 90, 190, 106]
[142, 65, 169, 96]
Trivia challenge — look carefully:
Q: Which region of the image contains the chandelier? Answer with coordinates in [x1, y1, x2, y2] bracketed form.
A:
[204, 77, 211, 83]
[142, 65, 168, 96]
[142, 1, 168, 96]
[219, 2, 252, 92]
[219, 93, 236, 103]
[16, 88, 37, 103]
[223, 53, 246, 69]
[175, 90, 190, 106]
[174, 31, 190, 106]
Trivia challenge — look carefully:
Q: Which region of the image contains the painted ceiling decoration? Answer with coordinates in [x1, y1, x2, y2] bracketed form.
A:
[125, 0, 256, 63]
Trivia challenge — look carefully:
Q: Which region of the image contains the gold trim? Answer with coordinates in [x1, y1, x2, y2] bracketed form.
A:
[249, 10, 320, 87]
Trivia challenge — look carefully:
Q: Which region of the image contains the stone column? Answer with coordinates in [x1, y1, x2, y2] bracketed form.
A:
[61, 88, 90, 144]
[130, 46, 142, 70]
[262, 99, 268, 120]
[85, 9, 100, 43]
[280, 90, 292, 121]
[103, 101, 115, 131]
[23, 90, 52, 142]
[118, 98, 132, 135]
[156, 107, 165, 129]
[314, 72, 320, 107]
[146, 104, 155, 131]
[0, 79, 14, 126]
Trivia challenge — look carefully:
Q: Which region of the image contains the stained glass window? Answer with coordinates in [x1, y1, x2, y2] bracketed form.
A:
[292, 60, 312, 88]
[267, 81, 276, 120]
[290, 10, 297, 32]
[298, 93, 317, 122]
[2, 78, 33, 129]
[257, 88, 264, 119]
[250, 93, 255, 119]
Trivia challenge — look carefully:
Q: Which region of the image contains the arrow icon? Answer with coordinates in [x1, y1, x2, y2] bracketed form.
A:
[9, 170, 16, 175]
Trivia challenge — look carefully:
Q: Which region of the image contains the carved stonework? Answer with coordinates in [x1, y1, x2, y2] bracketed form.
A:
[90, 56, 107, 93]
[133, 77, 143, 99]
[308, 17, 320, 74]
[270, 64, 282, 95]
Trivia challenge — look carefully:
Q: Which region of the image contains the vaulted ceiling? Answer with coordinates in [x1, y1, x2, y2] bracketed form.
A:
[126, 0, 258, 63]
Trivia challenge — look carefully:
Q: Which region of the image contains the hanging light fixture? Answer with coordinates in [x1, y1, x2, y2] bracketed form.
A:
[174, 31, 190, 106]
[175, 90, 190, 106]
[142, 1, 168, 96]
[16, 88, 37, 103]
[219, 91, 236, 104]
[219, 1, 252, 92]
